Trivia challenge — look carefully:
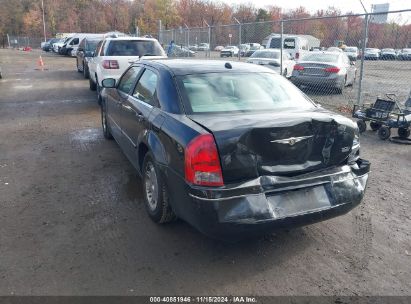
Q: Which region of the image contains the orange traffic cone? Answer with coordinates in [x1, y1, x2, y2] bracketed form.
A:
[37, 56, 45, 71]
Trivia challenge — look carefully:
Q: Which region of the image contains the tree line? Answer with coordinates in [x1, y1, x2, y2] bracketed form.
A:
[0, 0, 409, 49]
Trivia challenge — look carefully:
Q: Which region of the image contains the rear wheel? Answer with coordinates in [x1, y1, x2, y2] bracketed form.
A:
[142, 152, 176, 224]
[283, 68, 288, 77]
[89, 77, 96, 91]
[357, 120, 367, 133]
[76, 59, 81, 72]
[83, 63, 89, 79]
[378, 126, 391, 140]
[398, 127, 410, 139]
[370, 121, 381, 131]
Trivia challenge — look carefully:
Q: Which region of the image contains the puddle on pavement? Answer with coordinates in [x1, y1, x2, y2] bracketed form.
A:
[70, 128, 104, 152]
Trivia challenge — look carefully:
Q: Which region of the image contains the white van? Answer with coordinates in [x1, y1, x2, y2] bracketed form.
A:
[66, 32, 128, 57]
[265, 34, 320, 60]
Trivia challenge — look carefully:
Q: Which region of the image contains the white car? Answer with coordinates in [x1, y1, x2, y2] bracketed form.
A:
[246, 49, 295, 78]
[344, 46, 359, 61]
[220, 46, 239, 57]
[88, 37, 167, 100]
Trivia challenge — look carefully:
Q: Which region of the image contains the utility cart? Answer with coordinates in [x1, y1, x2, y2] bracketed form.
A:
[352, 93, 411, 140]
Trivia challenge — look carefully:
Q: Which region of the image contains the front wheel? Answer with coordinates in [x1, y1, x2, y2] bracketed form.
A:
[101, 101, 113, 140]
[142, 152, 176, 224]
[378, 126, 391, 140]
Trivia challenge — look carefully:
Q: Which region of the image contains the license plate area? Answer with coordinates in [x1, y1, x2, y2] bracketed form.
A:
[266, 185, 332, 219]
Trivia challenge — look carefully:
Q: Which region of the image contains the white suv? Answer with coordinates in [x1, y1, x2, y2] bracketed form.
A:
[88, 37, 167, 99]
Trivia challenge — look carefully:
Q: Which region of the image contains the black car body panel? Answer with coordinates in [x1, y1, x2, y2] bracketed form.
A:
[101, 59, 370, 240]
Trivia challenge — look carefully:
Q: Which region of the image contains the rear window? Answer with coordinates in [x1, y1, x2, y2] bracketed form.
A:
[269, 38, 281, 49]
[180, 73, 314, 114]
[302, 53, 339, 62]
[86, 40, 100, 51]
[250, 51, 279, 59]
[105, 40, 165, 56]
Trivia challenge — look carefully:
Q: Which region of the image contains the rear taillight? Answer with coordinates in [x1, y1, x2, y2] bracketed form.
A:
[293, 64, 305, 71]
[295, 52, 299, 59]
[102, 60, 119, 69]
[324, 66, 340, 73]
[185, 134, 224, 187]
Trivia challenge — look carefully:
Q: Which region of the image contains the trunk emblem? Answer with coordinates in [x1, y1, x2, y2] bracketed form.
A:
[271, 136, 313, 146]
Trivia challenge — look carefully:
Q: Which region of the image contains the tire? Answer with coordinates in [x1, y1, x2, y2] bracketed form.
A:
[89, 77, 96, 91]
[378, 126, 391, 140]
[142, 152, 176, 224]
[76, 59, 81, 72]
[398, 127, 410, 139]
[101, 101, 113, 140]
[370, 121, 381, 131]
[283, 68, 288, 77]
[357, 120, 367, 133]
[83, 63, 89, 79]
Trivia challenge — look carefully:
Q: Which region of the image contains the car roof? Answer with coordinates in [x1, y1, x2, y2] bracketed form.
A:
[138, 59, 277, 76]
[104, 37, 157, 42]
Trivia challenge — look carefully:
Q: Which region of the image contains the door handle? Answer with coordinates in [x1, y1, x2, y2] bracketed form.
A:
[136, 112, 144, 121]
[122, 104, 133, 111]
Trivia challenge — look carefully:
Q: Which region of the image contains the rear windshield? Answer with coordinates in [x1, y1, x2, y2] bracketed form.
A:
[105, 40, 165, 56]
[302, 53, 339, 62]
[179, 73, 314, 114]
[250, 51, 279, 59]
[86, 40, 101, 51]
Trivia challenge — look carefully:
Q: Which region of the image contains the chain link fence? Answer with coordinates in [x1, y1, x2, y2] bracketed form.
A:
[159, 9, 411, 110]
[1, 36, 44, 49]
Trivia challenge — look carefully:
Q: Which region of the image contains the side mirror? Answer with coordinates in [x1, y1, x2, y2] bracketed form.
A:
[102, 78, 116, 88]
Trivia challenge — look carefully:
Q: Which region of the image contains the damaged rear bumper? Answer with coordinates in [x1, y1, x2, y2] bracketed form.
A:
[168, 159, 370, 240]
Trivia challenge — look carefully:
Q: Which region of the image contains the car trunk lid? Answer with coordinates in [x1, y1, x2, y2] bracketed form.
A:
[188, 109, 356, 183]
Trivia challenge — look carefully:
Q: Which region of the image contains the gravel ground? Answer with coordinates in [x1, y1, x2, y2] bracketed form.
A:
[0, 49, 410, 296]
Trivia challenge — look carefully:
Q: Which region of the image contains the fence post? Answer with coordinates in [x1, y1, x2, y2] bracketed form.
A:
[280, 20, 284, 75]
[233, 17, 241, 60]
[357, 14, 369, 106]
[204, 19, 211, 58]
[158, 20, 162, 43]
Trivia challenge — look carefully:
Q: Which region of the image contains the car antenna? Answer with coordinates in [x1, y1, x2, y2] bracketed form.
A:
[225, 62, 232, 69]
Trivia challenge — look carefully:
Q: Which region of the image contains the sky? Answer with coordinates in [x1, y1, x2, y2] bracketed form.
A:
[227, 0, 409, 14]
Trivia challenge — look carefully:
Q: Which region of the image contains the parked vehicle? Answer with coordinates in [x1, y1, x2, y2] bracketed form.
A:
[188, 44, 198, 51]
[398, 48, 411, 60]
[76, 37, 102, 78]
[42, 38, 58, 52]
[244, 43, 264, 57]
[239, 44, 250, 57]
[88, 37, 167, 102]
[164, 44, 195, 57]
[344, 46, 359, 61]
[364, 48, 380, 60]
[214, 45, 224, 51]
[290, 51, 357, 94]
[54, 36, 73, 53]
[220, 45, 239, 57]
[197, 43, 210, 51]
[65, 32, 126, 57]
[99, 59, 370, 240]
[264, 34, 320, 60]
[246, 49, 295, 77]
[380, 48, 397, 60]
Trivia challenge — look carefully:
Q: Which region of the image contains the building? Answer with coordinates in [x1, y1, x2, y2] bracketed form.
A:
[370, 3, 390, 24]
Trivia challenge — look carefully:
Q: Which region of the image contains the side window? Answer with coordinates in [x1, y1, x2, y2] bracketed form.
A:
[133, 69, 159, 106]
[99, 41, 106, 56]
[284, 38, 295, 49]
[117, 67, 142, 94]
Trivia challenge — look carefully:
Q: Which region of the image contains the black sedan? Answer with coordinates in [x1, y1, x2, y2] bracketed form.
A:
[100, 59, 370, 240]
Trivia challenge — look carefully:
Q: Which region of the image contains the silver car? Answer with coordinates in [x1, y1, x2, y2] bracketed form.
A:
[290, 51, 357, 94]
